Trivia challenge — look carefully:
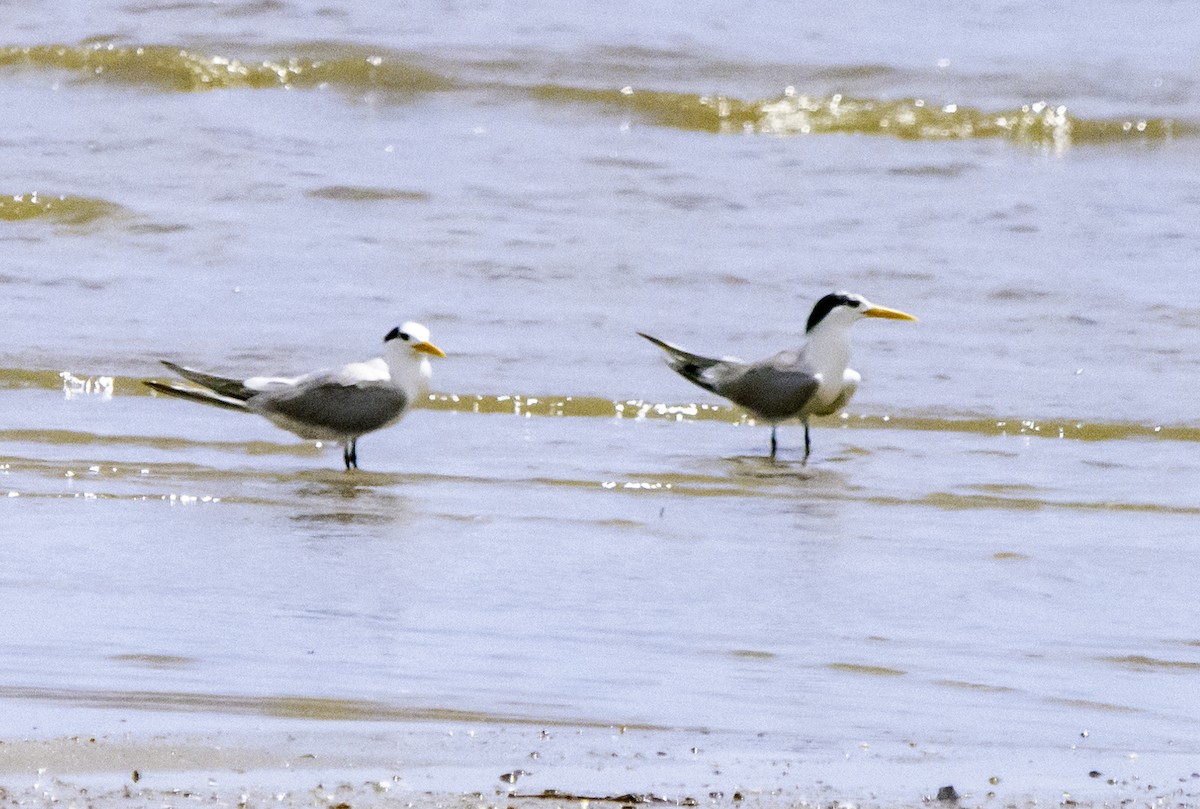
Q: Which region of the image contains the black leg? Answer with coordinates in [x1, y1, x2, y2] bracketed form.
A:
[769, 426, 777, 460]
[803, 418, 811, 465]
[343, 439, 358, 470]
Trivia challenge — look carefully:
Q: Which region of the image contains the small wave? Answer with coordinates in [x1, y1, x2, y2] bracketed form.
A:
[3, 368, 1199, 444]
[0, 42, 1188, 149]
[0, 42, 454, 93]
[0, 193, 126, 225]
[60, 371, 113, 400]
[532, 84, 1187, 149]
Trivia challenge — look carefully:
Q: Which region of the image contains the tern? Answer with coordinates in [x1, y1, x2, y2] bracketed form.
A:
[639, 292, 916, 462]
[144, 322, 445, 470]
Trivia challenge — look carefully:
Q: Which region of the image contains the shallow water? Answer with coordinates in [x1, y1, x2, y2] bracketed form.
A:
[2, 0, 1200, 804]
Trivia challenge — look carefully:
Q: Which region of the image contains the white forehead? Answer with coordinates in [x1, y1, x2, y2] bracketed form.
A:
[400, 321, 431, 342]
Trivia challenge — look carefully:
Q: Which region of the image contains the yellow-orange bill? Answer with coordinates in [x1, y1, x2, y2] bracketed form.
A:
[863, 305, 918, 321]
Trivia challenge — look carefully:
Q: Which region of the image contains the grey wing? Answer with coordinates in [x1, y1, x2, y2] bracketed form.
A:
[254, 380, 409, 437]
[713, 360, 820, 421]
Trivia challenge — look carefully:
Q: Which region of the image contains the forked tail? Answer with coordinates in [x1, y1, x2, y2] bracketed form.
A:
[159, 361, 255, 401]
[142, 380, 249, 411]
[142, 360, 255, 412]
[637, 332, 723, 394]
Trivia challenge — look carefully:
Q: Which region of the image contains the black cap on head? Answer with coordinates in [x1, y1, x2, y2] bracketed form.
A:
[806, 292, 862, 332]
[384, 326, 409, 343]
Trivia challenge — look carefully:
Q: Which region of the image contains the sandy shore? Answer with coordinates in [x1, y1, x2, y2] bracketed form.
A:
[1, 722, 1198, 809]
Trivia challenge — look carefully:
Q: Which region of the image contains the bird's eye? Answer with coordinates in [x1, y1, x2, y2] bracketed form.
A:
[398, 332, 410, 341]
[847, 299, 861, 308]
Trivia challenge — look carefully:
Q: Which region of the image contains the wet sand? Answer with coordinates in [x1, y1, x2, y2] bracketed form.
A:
[3, 719, 1199, 809]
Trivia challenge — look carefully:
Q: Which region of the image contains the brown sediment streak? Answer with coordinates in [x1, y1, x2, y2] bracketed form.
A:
[827, 662, 906, 677]
[1102, 655, 1200, 671]
[0, 684, 666, 728]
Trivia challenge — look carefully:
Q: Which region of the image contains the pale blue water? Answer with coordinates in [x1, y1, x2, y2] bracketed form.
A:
[2, 1, 1200, 804]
